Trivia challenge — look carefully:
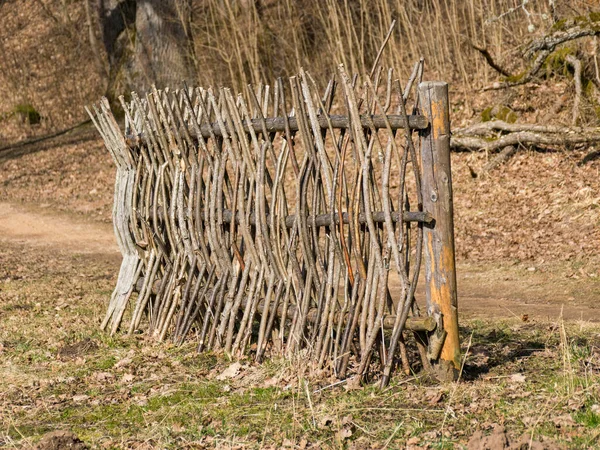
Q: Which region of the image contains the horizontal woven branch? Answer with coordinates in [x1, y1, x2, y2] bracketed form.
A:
[212, 209, 431, 228]
[137, 208, 432, 229]
[132, 113, 429, 142]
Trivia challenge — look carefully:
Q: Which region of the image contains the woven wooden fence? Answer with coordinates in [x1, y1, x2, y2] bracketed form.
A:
[88, 62, 459, 386]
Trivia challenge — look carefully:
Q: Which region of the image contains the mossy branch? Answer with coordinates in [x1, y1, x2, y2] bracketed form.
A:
[526, 16, 600, 57]
[483, 15, 600, 90]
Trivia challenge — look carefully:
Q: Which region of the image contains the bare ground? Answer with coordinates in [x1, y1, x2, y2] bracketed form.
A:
[0, 1, 599, 446]
[0, 202, 118, 257]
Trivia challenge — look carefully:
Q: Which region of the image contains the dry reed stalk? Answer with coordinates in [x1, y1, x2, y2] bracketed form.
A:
[189, 0, 557, 93]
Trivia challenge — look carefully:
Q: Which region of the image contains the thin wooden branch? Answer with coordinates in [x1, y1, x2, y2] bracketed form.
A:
[483, 50, 550, 90]
[594, 37, 600, 86]
[130, 280, 437, 332]
[454, 120, 586, 136]
[369, 20, 396, 79]
[482, 145, 517, 172]
[469, 42, 512, 77]
[128, 114, 429, 145]
[525, 19, 600, 57]
[565, 55, 582, 125]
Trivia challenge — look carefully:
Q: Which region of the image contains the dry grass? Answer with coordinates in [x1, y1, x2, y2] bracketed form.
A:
[188, 0, 594, 92]
[0, 133, 599, 448]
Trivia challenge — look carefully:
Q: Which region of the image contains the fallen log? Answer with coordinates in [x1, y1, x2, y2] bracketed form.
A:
[451, 120, 600, 152]
[454, 120, 588, 136]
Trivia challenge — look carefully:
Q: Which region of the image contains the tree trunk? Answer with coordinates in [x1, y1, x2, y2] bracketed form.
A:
[84, 0, 108, 79]
[97, 0, 195, 98]
[130, 0, 195, 93]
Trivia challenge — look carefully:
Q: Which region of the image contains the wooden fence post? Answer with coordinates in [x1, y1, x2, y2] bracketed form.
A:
[418, 81, 460, 381]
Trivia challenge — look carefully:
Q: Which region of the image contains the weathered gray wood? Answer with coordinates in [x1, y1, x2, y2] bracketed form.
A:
[144, 208, 433, 229]
[419, 81, 460, 382]
[219, 209, 433, 228]
[194, 114, 428, 136]
[91, 67, 443, 385]
[129, 114, 429, 145]
[131, 277, 437, 332]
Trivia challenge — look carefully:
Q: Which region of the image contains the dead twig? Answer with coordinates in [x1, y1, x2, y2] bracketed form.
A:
[452, 130, 600, 152]
[565, 55, 582, 125]
[469, 42, 512, 77]
[482, 145, 518, 172]
[525, 18, 600, 57]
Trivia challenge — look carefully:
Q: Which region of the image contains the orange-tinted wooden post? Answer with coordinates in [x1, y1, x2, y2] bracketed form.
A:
[418, 81, 460, 381]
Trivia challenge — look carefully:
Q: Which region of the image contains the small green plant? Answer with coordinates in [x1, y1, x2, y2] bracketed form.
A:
[13, 103, 41, 125]
[575, 408, 600, 428]
[543, 46, 575, 77]
[96, 356, 117, 370]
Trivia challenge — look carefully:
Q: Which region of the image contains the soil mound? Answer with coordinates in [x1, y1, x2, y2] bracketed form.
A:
[35, 431, 87, 450]
[467, 425, 560, 450]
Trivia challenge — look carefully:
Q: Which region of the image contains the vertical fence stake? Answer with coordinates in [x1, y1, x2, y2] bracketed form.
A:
[418, 81, 460, 381]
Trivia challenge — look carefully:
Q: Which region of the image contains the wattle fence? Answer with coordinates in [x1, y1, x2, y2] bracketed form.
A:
[88, 62, 459, 387]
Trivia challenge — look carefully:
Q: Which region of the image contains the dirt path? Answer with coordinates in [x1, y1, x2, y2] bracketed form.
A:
[0, 202, 118, 256]
[1, 201, 597, 322]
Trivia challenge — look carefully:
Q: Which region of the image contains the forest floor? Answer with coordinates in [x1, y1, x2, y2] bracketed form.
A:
[0, 128, 599, 449]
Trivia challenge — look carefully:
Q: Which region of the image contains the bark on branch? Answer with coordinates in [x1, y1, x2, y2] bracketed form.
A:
[525, 21, 600, 57]
[482, 145, 517, 172]
[483, 16, 600, 90]
[454, 120, 586, 136]
[565, 55, 582, 125]
[470, 42, 512, 77]
[451, 120, 600, 152]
